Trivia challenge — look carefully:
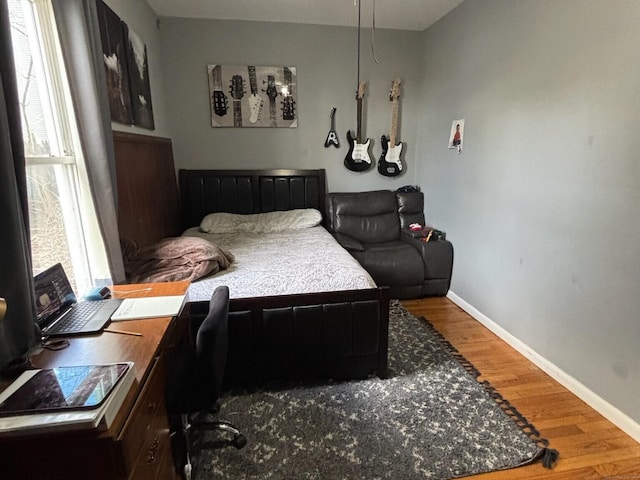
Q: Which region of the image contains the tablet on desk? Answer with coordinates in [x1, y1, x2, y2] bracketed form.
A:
[0, 364, 130, 417]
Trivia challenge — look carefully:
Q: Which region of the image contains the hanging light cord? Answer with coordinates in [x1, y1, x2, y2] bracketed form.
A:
[371, 0, 379, 63]
[357, 0, 361, 87]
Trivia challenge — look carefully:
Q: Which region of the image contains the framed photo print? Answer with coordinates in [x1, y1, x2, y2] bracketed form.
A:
[96, 0, 155, 130]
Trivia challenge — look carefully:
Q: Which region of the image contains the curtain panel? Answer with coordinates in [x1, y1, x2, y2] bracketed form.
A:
[0, 0, 37, 372]
[51, 0, 125, 284]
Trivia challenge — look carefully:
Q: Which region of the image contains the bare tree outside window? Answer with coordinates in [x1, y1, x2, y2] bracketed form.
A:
[9, 0, 77, 291]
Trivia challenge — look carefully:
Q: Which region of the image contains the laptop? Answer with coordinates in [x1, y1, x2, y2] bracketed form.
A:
[34, 263, 122, 337]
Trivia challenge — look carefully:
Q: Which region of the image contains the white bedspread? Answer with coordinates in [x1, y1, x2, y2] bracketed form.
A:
[183, 225, 377, 301]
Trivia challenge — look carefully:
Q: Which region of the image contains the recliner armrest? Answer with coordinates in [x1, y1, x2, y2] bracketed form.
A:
[402, 228, 428, 239]
[401, 228, 446, 241]
[401, 234, 454, 281]
[334, 232, 365, 252]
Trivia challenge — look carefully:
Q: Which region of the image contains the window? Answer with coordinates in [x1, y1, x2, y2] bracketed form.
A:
[9, 0, 110, 293]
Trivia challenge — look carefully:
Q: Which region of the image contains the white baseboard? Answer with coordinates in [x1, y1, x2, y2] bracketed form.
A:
[447, 290, 640, 444]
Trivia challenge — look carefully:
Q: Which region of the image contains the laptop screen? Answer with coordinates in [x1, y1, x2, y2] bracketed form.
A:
[33, 263, 77, 328]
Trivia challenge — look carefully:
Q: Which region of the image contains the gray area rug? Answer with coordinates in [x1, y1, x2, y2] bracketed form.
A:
[193, 301, 557, 479]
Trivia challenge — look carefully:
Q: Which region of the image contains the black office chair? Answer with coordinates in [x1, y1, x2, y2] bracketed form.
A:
[165, 286, 246, 480]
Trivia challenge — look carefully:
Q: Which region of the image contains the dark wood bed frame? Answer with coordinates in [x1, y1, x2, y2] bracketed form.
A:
[114, 132, 389, 383]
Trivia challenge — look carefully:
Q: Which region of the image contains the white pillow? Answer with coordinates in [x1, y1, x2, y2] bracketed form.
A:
[200, 209, 322, 234]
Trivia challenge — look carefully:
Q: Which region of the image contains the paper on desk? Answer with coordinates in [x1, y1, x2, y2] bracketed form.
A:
[110, 294, 186, 321]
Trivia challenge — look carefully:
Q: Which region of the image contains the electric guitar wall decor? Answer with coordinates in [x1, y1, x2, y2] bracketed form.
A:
[344, 81, 372, 172]
[210, 65, 228, 117]
[281, 67, 296, 121]
[247, 66, 263, 124]
[230, 74, 245, 128]
[264, 75, 278, 127]
[378, 79, 404, 177]
[324, 108, 340, 148]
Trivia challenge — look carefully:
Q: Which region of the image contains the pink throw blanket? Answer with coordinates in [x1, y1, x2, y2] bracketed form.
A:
[122, 237, 234, 283]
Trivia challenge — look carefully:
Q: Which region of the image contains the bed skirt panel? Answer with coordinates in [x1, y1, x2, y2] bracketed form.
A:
[185, 288, 390, 384]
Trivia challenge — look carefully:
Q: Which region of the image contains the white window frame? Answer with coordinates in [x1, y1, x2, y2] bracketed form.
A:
[13, 0, 111, 292]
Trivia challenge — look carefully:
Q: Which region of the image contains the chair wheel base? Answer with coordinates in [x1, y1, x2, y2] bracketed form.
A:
[233, 434, 247, 449]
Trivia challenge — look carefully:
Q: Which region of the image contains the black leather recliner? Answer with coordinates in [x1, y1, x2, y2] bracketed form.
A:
[325, 190, 453, 299]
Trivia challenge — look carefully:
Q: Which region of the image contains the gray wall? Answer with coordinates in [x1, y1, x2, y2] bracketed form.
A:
[417, 0, 640, 423]
[157, 18, 422, 193]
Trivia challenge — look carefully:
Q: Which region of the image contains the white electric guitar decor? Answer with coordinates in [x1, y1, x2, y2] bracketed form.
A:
[247, 66, 263, 124]
[378, 79, 404, 177]
[344, 81, 372, 172]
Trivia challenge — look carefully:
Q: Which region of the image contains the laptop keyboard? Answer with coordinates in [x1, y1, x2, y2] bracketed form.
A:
[48, 301, 105, 334]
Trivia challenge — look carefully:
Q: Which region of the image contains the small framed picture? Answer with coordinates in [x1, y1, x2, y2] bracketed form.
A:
[448, 119, 464, 153]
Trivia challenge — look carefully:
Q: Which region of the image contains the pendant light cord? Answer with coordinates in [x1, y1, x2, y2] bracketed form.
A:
[356, 0, 379, 87]
[357, 0, 361, 87]
[371, 0, 379, 63]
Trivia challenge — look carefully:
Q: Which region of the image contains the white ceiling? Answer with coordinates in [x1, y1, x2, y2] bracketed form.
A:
[146, 0, 464, 32]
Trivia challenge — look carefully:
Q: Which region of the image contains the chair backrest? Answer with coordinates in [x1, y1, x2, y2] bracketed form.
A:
[195, 285, 230, 404]
[325, 190, 400, 243]
[396, 191, 426, 229]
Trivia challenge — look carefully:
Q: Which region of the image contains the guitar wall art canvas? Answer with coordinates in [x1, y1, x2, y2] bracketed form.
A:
[207, 64, 298, 128]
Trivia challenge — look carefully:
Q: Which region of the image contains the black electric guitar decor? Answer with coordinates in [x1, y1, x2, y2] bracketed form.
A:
[211, 65, 228, 117]
[344, 81, 372, 172]
[230, 74, 245, 127]
[264, 75, 278, 127]
[281, 67, 296, 121]
[324, 108, 340, 148]
[378, 79, 404, 177]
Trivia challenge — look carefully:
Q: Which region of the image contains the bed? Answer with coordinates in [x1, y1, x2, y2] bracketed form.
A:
[178, 169, 390, 383]
[183, 221, 376, 301]
[113, 132, 389, 384]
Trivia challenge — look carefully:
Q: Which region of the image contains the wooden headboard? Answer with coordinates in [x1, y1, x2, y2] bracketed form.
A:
[179, 169, 327, 230]
[113, 131, 181, 247]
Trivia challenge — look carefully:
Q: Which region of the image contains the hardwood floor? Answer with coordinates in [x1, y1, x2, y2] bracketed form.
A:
[401, 296, 640, 479]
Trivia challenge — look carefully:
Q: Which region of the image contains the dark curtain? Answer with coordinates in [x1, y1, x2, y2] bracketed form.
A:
[0, 0, 37, 372]
[51, 0, 125, 283]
